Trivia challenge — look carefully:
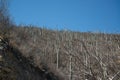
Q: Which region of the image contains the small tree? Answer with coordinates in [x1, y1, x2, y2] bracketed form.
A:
[0, 0, 10, 35]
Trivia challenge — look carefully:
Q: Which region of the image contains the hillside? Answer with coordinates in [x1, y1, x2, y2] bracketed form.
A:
[0, 0, 119, 79]
[0, 35, 60, 80]
[5, 26, 120, 80]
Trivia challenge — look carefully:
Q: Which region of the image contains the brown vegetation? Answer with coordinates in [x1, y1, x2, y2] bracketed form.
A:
[0, 35, 60, 80]
[0, 0, 120, 79]
[8, 26, 120, 80]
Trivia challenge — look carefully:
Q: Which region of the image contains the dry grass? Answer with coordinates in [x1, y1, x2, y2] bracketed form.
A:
[0, 1, 120, 79]
[7, 26, 120, 80]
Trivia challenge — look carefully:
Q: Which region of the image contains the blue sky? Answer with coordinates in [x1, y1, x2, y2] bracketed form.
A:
[9, 0, 120, 33]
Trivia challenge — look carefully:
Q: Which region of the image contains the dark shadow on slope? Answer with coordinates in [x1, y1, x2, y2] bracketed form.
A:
[11, 46, 59, 80]
[0, 42, 59, 80]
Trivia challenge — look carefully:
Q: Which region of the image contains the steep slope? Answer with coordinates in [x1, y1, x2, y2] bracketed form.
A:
[8, 26, 120, 80]
[0, 36, 59, 80]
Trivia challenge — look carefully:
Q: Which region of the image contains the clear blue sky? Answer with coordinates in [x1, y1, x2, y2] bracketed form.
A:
[9, 0, 120, 33]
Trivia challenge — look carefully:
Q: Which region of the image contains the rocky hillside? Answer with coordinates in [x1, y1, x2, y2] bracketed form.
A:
[0, 35, 60, 80]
